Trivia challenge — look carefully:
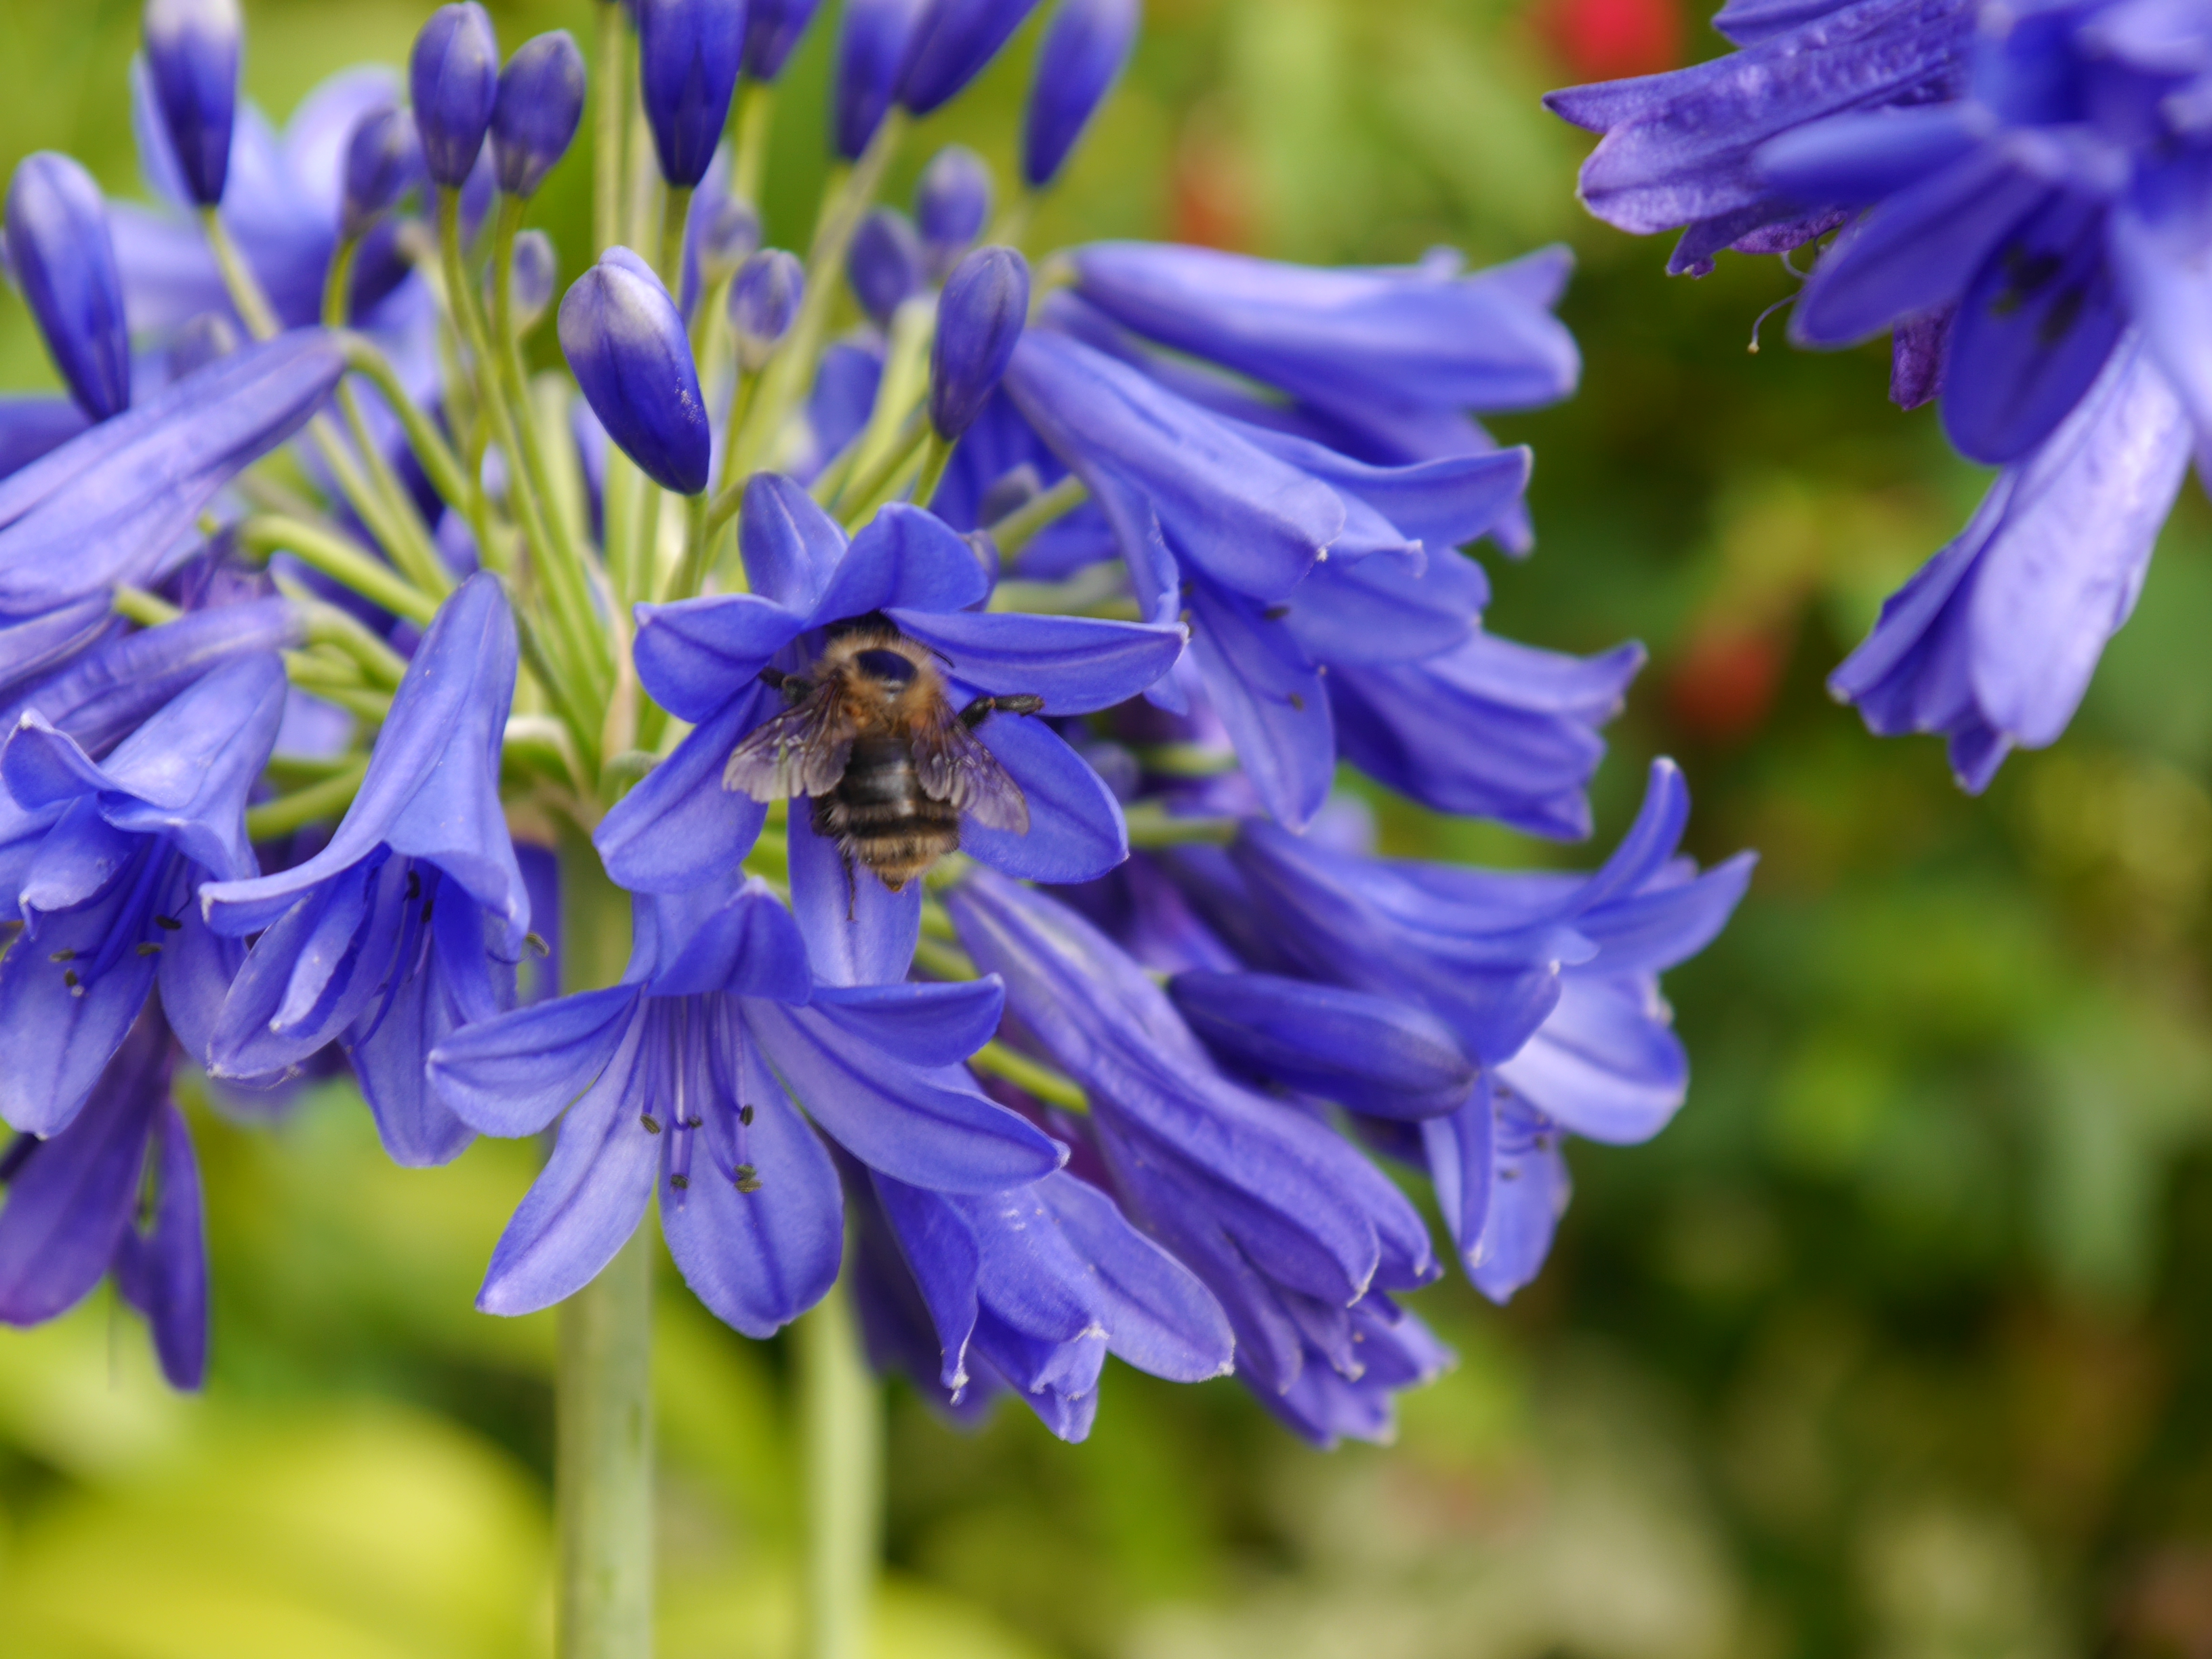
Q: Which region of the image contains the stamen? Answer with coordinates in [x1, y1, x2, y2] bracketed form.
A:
[136, 942, 162, 957]
[640, 1113, 661, 1134]
[739, 1104, 754, 1126]
[154, 915, 184, 931]
[1747, 291, 1797, 354]
[733, 1163, 761, 1194]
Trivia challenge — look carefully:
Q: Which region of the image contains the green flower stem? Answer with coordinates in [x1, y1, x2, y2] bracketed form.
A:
[829, 297, 935, 518]
[110, 586, 182, 628]
[659, 186, 694, 288]
[239, 516, 439, 626]
[337, 333, 479, 546]
[912, 432, 954, 511]
[831, 417, 925, 529]
[289, 586, 413, 689]
[489, 197, 611, 699]
[555, 827, 653, 1659]
[594, 0, 629, 258]
[315, 258, 455, 601]
[800, 1279, 880, 1659]
[987, 474, 1090, 560]
[1122, 802, 1241, 847]
[731, 81, 775, 208]
[199, 207, 280, 340]
[243, 756, 370, 840]
[729, 114, 907, 484]
[968, 1042, 1090, 1113]
[985, 189, 1037, 251]
[201, 207, 443, 581]
[662, 492, 714, 605]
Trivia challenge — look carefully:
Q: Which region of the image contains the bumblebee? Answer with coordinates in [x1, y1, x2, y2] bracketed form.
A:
[722, 617, 1044, 892]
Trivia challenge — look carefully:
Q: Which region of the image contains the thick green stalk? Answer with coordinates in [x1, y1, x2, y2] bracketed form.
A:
[239, 516, 438, 626]
[801, 1279, 880, 1659]
[556, 830, 652, 1659]
[594, 1, 629, 258]
[731, 82, 775, 207]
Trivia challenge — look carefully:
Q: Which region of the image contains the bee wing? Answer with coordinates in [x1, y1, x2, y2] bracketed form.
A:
[722, 693, 856, 800]
[913, 713, 1031, 834]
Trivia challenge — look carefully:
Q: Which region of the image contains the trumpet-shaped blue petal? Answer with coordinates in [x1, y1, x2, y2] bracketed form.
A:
[958, 710, 1129, 882]
[201, 573, 525, 945]
[1004, 329, 1345, 604]
[1072, 241, 1581, 415]
[1830, 339, 2192, 787]
[746, 1000, 1061, 1191]
[1169, 970, 1477, 1120]
[476, 1011, 660, 1314]
[661, 1028, 843, 1337]
[888, 608, 1184, 712]
[0, 332, 343, 615]
[427, 983, 642, 1136]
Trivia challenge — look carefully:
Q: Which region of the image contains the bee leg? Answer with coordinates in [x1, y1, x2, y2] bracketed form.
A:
[958, 693, 1046, 729]
[842, 853, 857, 922]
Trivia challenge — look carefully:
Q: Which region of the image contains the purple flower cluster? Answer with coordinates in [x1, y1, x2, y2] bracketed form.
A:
[0, 0, 1748, 1446]
[1551, 0, 2212, 787]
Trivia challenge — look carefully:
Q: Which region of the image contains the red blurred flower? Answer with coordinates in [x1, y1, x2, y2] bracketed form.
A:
[1540, 0, 1683, 83]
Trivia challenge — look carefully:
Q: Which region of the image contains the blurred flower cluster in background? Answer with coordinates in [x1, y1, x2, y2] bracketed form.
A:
[6, 1, 2212, 1655]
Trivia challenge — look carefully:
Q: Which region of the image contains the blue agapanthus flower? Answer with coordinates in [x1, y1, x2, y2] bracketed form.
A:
[0, 0, 1750, 1465]
[1551, 0, 2212, 785]
[0, 1006, 207, 1389]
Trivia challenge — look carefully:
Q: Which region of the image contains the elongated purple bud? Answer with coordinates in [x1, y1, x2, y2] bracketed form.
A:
[1023, 0, 1136, 188]
[848, 207, 924, 327]
[559, 248, 710, 494]
[410, 3, 501, 188]
[916, 144, 990, 279]
[341, 105, 426, 238]
[142, 0, 242, 207]
[896, 0, 1044, 118]
[498, 230, 559, 332]
[929, 245, 1028, 439]
[743, 0, 826, 80]
[492, 31, 587, 197]
[729, 248, 803, 371]
[834, 0, 924, 161]
[5, 154, 131, 423]
[636, 0, 748, 188]
[696, 194, 762, 288]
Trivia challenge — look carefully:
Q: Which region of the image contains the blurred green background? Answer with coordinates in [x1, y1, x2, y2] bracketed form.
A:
[8, 1, 2212, 1654]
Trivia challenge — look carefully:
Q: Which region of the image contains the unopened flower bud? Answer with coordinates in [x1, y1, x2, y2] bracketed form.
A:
[493, 230, 558, 333]
[168, 310, 240, 382]
[833, 0, 924, 162]
[491, 31, 586, 198]
[729, 248, 803, 371]
[847, 207, 924, 327]
[5, 154, 131, 422]
[897, 0, 1044, 119]
[342, 105, 426, 238]
[559, 248, 710, 494]
[410, 3, 501, 188]
[636, 0, 746, 189]
[743, 0, 826, 81]
[916, 144, 990, 279]
[695, 194, 762, 287]
[930, 245, 1029, 440]
[142, 0, 242, 207]
[1023, 0, 1136, 188]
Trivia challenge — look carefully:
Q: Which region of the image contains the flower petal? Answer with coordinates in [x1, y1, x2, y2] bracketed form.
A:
[477, 1014, 659, 1315]
[959, 712, 1129, 883]
[594, 687, 774, 895]
[787, 802, 922, 987]
[661, 1015, 843, 1337]
[807, 502, 991, 624]
[888, 609, 1186, 713]
[632, 593, 806, 723]
[746, 1001, 1063, 1192]
[429, 985, 642, 1137]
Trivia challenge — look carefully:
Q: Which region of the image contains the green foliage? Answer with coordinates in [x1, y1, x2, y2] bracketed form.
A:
[9, 1, 2212, 1654]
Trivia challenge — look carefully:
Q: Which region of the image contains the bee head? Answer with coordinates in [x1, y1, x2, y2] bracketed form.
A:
[854, 648, 919, 684]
